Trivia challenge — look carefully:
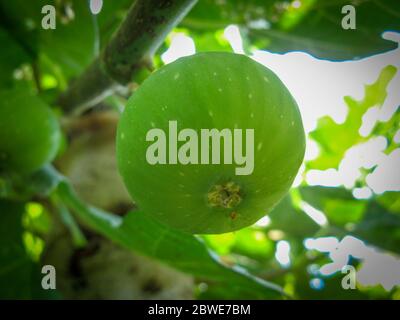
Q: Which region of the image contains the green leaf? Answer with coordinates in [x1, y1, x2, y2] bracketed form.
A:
[377, 191, 400, 214]
[266, 195, 320, 238]
[0, 0, 132, 81]
[299, 186, 400, 254]
[352, 201, 400, 254]
[307, 65, 397, 170]
[0, 165, 62, 201]
[0, 199, 58, 299]
[232, 228, 275, 261]
[184, 0, 400, 59]
[300, 186, 367, 226]
[0, 27, 30, 86]
[193, 30, 232, 52]
[373, 106, 400, 154]
[57, 181, 284, 299]
[252, 0, 400, 60]
[204, 227, 274, 261]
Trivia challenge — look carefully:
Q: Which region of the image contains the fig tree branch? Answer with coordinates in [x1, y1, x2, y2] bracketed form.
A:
[58, 0, 198, 114]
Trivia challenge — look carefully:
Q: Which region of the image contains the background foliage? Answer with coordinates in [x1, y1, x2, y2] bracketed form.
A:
[0, 0, 399, 299]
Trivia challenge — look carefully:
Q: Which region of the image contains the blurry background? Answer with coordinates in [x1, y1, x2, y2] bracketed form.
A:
[0, 0, 399, 299]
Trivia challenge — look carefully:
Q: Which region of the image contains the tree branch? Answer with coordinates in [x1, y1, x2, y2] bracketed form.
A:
[58, 0, 198, 114]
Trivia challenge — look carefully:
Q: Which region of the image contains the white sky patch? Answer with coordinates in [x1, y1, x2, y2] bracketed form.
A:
[359, 106, 380, 137]
[90, 0, 103, 15]
[251, 32, 400, 134]
[305, 137, 319, 161]
[338, 136, 388, 188]
[161, 33, 196, 64]
[224, 25, 245, 54]
[304, 237, 340, 252]
[352, 186, 373, 199]
[305, 236, 400, 291]
[255, 215, 271, 227]
[292, 0, 302, 9]
[366, 148, 400, 193]
[306, 137, 389, 189]
[275, 240, 291, 268]
[306, 168, 342, 187]
[300, 201, 328, 226]
[394, 130, 400, 143]
[292, 163, 305, 188]
[247, 19, 270, 30]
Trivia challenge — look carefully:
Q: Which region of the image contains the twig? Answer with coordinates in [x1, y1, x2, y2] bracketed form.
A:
[58, 0, 198, 114]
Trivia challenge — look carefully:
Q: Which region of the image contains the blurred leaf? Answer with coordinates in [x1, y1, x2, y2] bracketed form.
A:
[41, 0, 97, 77]
[203, 232, 236, 255]
[231, 228, 274, 260]
[373, 106, 400, 154]
[1, 165, 62, 201]
[266, 195, 320, 238]
[0, 27, 30, 86]
[193, 30, 232, 52]
[307, 65, 397, 170]
[300, 186, 367, 226]
[23, 202, 52, 235]
[184, 0, 400, 59]
[300, 186, 400, 254]
[204, 227, 275, 261]
[0, 0, 131, 82]
[352, 201, 400, 254]
[252, 0, 400, 60]
[0, 199, 58, 299]
[27, 165, 62, 196]
[377, 191, 400, 214]
[294, 270, 374, 299]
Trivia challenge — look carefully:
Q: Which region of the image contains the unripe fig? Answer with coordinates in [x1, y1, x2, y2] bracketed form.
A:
[117, 52, 305, 234]
[0, 89, 61, 175]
